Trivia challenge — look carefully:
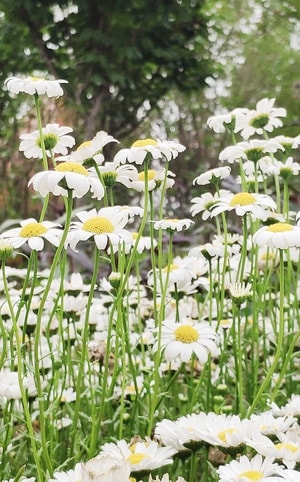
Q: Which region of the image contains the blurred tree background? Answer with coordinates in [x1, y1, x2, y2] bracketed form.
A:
[0, 0, 300, 223]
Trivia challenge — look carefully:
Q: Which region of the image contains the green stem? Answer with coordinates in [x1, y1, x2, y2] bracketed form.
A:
[34, 94, 48, 171]
[33, 191, 73, 475]
[247, 250, 286, 416]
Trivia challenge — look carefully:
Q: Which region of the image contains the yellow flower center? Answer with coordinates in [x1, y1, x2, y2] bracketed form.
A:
[77, 140, 92, 150]
[131, 138, 158, 148]
[82, 217, 114, 234]
[220, 319, 231, 328]
[230, 192, 256, 206]
[127, 453, 147, 465]
[162, 263, 179, 272]
[266, 222, 294, 233]
[138, 169, 156, 181]
[239, 470, 263, 481]
[19, 222, 47, 238]
[55, 162, 88, 176]
[217, 428, 237, 443]
[131, 232, 138, 240]
[275, 442, 298, 453]
[174, 325, 199, 343]
[30, 76, 44, 81]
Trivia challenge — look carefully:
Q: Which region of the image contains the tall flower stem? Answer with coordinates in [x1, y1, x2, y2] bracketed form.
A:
[33, 191, 73, 476]
[247, 250, 286, 416]
[1, 260, 44, 481]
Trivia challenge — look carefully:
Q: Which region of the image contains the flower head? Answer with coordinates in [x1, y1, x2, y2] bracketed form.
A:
[5, 76, 67, 97]
[217, 454, 285, 482]
[253, 223, 300, 249]
[28, 162, 105, 199]
[68, 131, 119, 165]
[193, 166, 231, 186]
[153, 218, 194, 232]
[155, 318, 219, 363]
[234, 98, 287, 140]
[210, 192, 276, 221]
[66, 207, 132, 251]
[1, 218, 62, 251]
[19, 123, 75, 159]
[114, 138, 185, 165]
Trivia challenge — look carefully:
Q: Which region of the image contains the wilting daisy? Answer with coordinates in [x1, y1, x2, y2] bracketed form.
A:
[1, 218, 62, 251]
[155, 318, 219, 364]
[193, 166, 231, 186]
[114, 138, 185, 165]
[28, 161, 105, 199]
[210, 191, 277, 221]
[19, 123, 75, 159]
[99, 438, 176, 473]
[153, 218, 194, 232]
[217, 454, 285, 482]
[253, 223, 300, 249]
[66, 207, 132, 251]
[234, 98, 287, 139]
[5, 76, 68, 97]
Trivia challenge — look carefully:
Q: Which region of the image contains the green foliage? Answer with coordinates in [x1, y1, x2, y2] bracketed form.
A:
[0, 0, 212, 139]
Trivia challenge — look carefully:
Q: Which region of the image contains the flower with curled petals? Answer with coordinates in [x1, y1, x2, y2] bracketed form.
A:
[5, 76, 67, 97]
[67, 130, 119, 166]
[28, 161, 105, 199]
[114, 138, 185, 165]
[1, 218, 62, 251]
[66, 207, 132, 251]
[193, 166, 231, 186]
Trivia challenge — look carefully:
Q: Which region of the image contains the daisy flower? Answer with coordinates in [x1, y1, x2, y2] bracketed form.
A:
[68, 130, 119, 165]
[253, 223, 300, 249]
[99, 438, 176, 473]
[187, 412, 253, 449]
[206, 108, 249, 133]
[217, 454, 285, 482]
[99, 162, 137, 188]
[210, 191, 276, 221]
[149, 475, 186, 482]
[19, 123, 75, 159]
[114, 138, 185, 165]
[28, 161, 105, 199]
[190, 190, 229, 220]
[273, 157, 300, 179]
[193, 166, 231, 186]
[66, 207, 132, 251]
[219, 139, 284, 164]
[128, 168, 176, 192]
[5, 75, 67, 97]
[84, 453, 131, 482]
[153, 218, 194, 232]
[246, 430, 300, 469]
[270, 394, 300, 418]
[1, 218, 62, 251]
[234, 97, 287, 139]
[155, 318, 219, 364]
